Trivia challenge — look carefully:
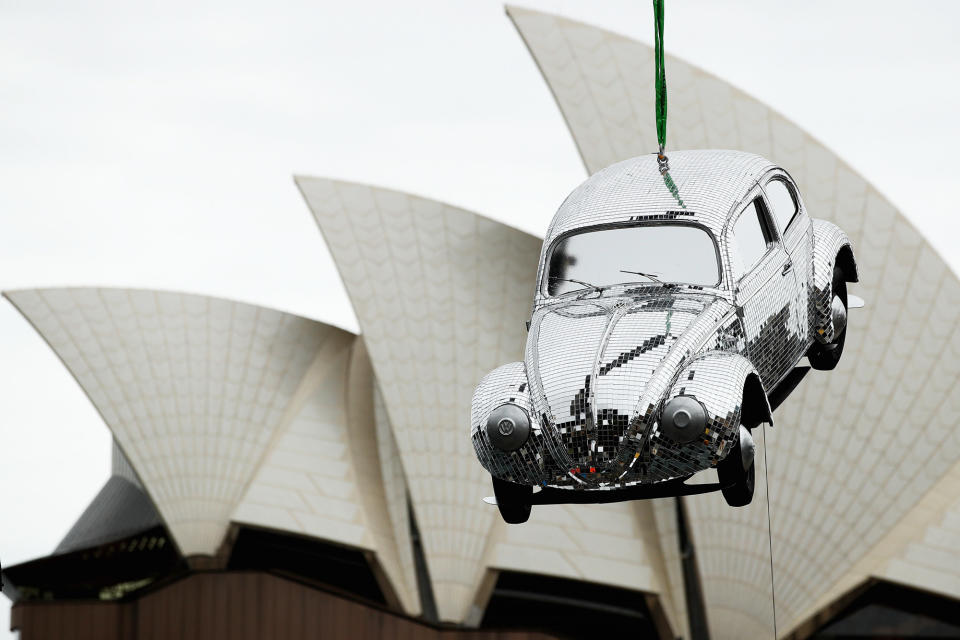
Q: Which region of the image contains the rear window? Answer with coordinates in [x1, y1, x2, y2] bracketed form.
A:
[765, 179, 799, 232]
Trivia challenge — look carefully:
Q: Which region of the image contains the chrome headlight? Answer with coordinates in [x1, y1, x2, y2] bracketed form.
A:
[659, 395, 706, 444]
[485, 403, 531, 451]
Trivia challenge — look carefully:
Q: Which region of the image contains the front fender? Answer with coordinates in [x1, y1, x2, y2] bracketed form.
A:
[811, 219, 858, 343]
[471, 362, 550, 485]
[648, 352, 769, 477]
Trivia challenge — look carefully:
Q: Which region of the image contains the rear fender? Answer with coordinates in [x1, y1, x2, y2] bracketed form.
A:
[811, 219, 858, 343]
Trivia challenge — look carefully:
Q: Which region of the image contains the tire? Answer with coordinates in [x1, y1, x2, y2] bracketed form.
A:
[807, 265, 847, 371]
[718, 434, 755, 507]
[492, 476, 532, 524]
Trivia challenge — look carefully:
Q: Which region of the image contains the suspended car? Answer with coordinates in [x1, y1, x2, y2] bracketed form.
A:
[472, 150, 861, 523]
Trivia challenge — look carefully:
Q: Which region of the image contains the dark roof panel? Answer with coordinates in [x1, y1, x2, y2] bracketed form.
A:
[55, 475, 162, 555]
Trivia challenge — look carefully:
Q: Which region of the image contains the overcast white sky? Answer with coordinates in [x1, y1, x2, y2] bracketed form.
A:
[2, 1, 958, 635]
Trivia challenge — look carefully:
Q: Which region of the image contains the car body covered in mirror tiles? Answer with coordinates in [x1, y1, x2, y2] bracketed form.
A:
[471, 150, 858, 511]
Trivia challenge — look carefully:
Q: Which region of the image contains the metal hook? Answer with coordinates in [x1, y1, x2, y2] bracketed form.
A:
[657, 145, 670, 174]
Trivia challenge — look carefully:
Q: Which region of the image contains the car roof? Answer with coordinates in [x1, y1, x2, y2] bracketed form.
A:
[543, 149, 778, 247]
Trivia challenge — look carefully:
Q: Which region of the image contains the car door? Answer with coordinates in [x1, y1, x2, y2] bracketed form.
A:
[763, 173, 813, 359]
[727, 189, 800, 388]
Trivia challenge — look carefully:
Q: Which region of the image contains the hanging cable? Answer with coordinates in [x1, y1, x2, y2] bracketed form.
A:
[653, 0, 669, 173]
[763, 423, 778, 638]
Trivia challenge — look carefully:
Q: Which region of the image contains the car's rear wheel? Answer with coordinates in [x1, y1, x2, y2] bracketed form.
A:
[718, 431, 755, 507]
[807, 265, 847, 370]
[492, 476, 532, 524]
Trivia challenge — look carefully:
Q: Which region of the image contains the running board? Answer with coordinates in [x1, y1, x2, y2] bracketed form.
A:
[767, 366, 810, 412]
[484, 475, 734, 506]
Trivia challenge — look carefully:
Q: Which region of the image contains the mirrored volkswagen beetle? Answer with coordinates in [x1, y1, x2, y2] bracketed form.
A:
[471, 150, 860, 523]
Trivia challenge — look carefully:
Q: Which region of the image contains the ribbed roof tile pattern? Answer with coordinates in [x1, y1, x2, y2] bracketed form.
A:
[373, 382, 421, 614]
[232, 331, 358, 539]
[481, 500, 684, 633]
[508, 7, 960, 637]
[298, 177, 684, 630]
[10, 10, 957, 633]
[232, 334, 420, 614]
[296, 177, 543, 621]
[650, 498, 690, 640]
[875, 459, 960, 599]
[4, 288, 417, 615]
[682, 429, 776, 638]
[345, 339, 421, 614]
[5, 288, 321, 555]
[790, 454, 960, 632]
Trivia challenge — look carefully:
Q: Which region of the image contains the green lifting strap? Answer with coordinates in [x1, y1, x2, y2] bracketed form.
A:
[653, 0, 667, 156]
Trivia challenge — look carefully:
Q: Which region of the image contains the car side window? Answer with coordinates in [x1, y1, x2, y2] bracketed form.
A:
[730, 197, 777, 280]
[765, 179, 799, 233]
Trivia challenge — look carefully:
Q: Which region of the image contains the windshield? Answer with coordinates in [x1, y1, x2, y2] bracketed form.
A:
[544, 224, 720, 296]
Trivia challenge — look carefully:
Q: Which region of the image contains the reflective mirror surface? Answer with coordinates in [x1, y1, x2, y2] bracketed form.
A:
[545, 224, 721, 295]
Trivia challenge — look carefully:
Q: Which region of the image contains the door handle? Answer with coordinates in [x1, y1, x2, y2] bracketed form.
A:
[781, 262, 792, 276]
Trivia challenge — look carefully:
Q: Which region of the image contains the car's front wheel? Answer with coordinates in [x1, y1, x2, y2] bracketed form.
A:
[492, 476, 532, 524]
[807, 265, 848, 370]
[718, 429, 755, 507]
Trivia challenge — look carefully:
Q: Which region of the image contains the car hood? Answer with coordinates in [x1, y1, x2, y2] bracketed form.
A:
[525, 289, 728, 475]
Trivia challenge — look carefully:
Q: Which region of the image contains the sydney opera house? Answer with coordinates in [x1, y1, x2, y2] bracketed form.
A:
[4, 7, 960, 640]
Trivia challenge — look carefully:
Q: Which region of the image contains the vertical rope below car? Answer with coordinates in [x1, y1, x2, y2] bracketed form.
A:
[763, 423, 778, 637]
